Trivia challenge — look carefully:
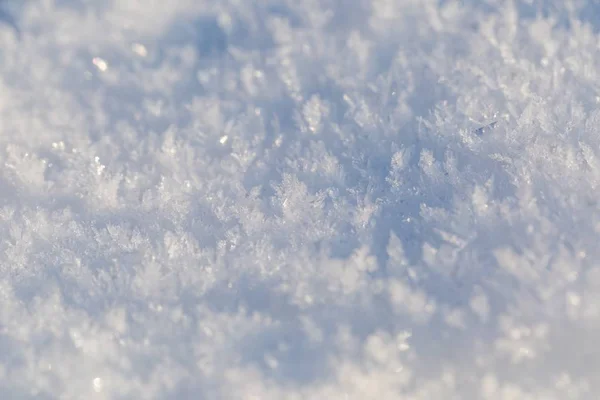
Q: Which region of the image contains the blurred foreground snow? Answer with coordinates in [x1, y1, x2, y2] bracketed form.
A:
[0, 0, 600, 398]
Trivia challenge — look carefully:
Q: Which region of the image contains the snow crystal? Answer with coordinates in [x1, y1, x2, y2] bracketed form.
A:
[1, 0, 600, 398]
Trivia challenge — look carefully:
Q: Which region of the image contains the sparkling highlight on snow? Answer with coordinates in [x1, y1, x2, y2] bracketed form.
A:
[0, 0, 600, 399]
[92, 57, 108, 72]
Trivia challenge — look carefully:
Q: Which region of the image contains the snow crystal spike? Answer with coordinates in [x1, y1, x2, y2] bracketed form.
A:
[474, 121, 497, 136]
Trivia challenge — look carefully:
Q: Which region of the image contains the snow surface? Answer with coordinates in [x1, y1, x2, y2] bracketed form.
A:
[0, 0, 600, 398]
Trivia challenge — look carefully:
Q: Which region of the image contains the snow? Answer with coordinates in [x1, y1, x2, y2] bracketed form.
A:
[0, 0, 599, 398]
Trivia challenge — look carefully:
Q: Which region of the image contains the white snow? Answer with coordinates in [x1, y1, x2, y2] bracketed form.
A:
[0, 0, 599, 398]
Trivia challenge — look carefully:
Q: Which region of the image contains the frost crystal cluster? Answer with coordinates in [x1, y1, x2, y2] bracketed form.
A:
[0, 0, 599, 399]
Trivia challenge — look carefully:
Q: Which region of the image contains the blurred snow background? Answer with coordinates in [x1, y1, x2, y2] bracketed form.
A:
[0, 0, 599, 398]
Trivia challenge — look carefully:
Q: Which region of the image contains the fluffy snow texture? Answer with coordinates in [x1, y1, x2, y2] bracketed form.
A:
[1, 0, 600, 398]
